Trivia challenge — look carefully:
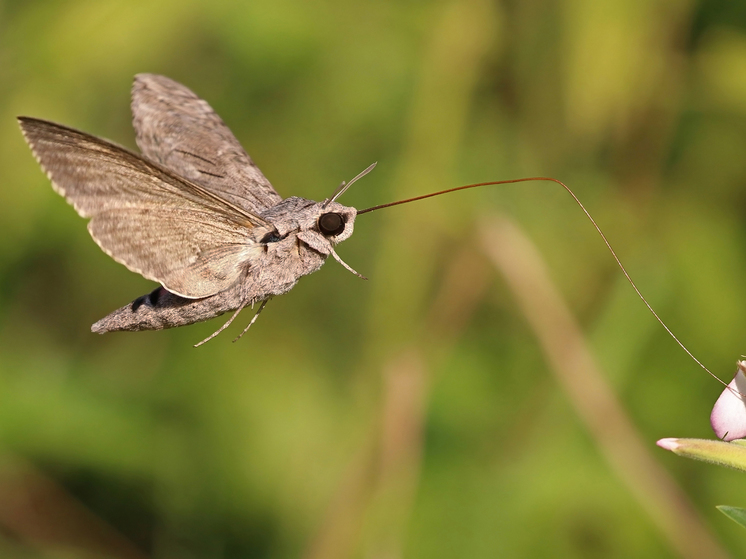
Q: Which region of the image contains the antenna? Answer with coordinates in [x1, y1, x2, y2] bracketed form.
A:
[323, 162, 377, 209]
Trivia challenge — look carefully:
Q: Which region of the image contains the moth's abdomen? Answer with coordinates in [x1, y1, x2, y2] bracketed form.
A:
[92, 284, 245, 333]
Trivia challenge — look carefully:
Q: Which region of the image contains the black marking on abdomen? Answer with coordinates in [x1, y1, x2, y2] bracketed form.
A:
[132, 286, 166, 312]
[148, 287, 164, 306]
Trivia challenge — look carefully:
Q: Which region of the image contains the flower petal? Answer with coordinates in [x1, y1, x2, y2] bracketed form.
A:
[711, 361, 746, 441]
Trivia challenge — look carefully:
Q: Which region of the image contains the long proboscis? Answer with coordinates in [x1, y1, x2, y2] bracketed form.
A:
[359, 176, 728, 388]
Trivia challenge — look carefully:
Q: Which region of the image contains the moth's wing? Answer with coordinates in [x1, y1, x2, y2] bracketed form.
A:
[19, 117, 268, 299]
[131, 73, 282, 214]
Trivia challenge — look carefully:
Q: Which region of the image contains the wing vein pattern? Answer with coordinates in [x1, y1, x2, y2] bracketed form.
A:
[131, 73, 282, 214]
[19, 117, 264, 299]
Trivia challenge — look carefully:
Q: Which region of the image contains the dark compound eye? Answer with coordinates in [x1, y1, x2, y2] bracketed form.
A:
[318, 212, 345, 236]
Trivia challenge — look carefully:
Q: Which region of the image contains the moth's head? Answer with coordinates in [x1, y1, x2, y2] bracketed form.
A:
[291, 162, 374, 253]
[296, 199, 356, 255]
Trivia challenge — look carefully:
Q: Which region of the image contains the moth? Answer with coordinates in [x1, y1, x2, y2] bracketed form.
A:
[19, 74, 378, 346]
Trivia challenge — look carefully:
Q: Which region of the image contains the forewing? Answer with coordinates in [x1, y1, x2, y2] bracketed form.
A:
[19, 117, 266, 299]
[131, 73, 282, 214]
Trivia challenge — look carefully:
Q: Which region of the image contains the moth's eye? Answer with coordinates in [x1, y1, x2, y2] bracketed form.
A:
[318, 212, 345, 236]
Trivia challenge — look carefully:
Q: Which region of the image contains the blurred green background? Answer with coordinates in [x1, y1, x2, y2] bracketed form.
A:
[3, 0, 746, 557]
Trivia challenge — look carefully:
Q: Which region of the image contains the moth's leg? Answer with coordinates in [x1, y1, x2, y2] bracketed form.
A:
[329, 246, 367, 279]
[232, 298, 271, 343]
[193, 300, 249, 348]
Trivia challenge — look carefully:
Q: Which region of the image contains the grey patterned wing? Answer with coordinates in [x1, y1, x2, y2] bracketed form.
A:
[131, 73, 282, 214]
[19, 117, 268, 299]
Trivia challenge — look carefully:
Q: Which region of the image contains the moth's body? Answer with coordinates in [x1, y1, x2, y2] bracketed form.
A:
[93, 196, 351, 333]
[19, 74, 360, 342]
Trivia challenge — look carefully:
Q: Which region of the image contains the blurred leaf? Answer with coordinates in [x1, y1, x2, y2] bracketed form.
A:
[717, 506, 746, 530]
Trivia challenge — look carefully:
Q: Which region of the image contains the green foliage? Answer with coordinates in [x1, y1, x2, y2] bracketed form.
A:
[2, 0, 746, 557]
[658, 438, 746, 473]
[718, 506, 746, 530]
